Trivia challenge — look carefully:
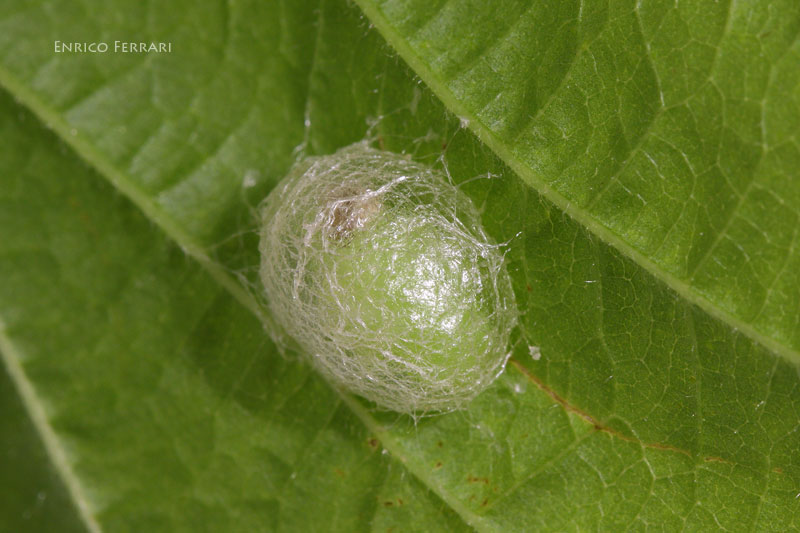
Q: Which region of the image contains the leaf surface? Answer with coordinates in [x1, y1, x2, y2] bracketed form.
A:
[0, 0, 799, 531]
[357, 0, 800, 362]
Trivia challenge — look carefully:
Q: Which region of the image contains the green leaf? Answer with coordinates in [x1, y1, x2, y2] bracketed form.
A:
[0, 0, 798, 531]
[0, 363, 85, 532]
[0, 89, 467, 533]
[357, 0, 800, 363]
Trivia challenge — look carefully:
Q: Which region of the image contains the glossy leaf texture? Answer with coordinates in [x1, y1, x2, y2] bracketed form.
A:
[358, 0, 800, 363]
[0, 0, 798, 531]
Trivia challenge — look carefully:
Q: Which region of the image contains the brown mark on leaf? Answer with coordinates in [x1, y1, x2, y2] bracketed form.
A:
[333, 468, 346, 478]
[508, 358, 736, 466]
[434, 461, 443, 469]
[69, 197, 97, 236]
[437, 441, 443, 448]
[481, 498, 489, 508]
[526, 284, 533, 292]
[383, 501, 394, 507]
[467, 475, 490, 485]
[367, 437, 379, 451]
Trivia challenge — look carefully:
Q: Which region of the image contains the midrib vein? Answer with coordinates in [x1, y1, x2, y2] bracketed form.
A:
[0, 322, 101, 533]
[351, 0, 800, 365]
